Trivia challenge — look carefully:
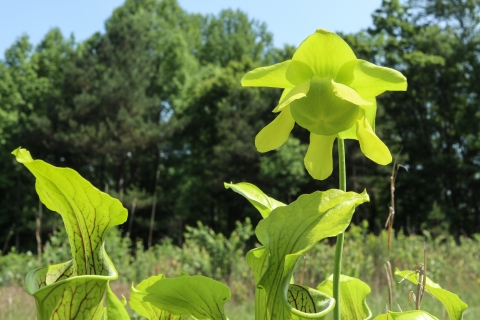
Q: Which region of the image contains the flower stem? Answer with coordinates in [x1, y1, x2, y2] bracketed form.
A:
[333, 137, 346, 320]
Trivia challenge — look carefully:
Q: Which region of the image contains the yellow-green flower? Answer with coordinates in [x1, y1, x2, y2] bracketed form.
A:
[242, 29, 407, 180]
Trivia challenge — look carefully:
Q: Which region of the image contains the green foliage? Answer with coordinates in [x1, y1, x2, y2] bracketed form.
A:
[129, 274, 190, 320]
[224, 182, 285, 218]
[1, 0, 480, 256]
[183, 220, 253, 281]
[373, 310, 438, 320]
[13, 148, 128, 319]
[316, 275, 372, 320]
[131, 274, 231, 320]
[0, 248, 37, 286]
[295, 223, 480, 296]
[106, 284, 130, 319]
[352, 0, 480, 236]
[0, 0, 281, 252]
[1, 220, 479, 318]
[1, 1, 479, 319]
[254, 190, 369, 319]
[226, 182, 371, 319]
[259, 137, 309, 199]
[395, 270, 468, 320]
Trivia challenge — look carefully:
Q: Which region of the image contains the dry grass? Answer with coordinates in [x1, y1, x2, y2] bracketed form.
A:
[0, 286, 36, 320]
[1, 281, 478, 319]
[0, 282, 132, 320]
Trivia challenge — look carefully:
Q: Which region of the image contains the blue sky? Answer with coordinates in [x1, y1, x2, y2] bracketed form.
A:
[1, 0, 382, 57]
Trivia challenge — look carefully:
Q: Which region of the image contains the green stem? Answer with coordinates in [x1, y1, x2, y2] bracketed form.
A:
[333, 137, 346, 320]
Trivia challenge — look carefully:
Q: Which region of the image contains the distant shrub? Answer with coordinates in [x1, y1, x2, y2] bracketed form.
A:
[1, 219, 478, 306]
[294, 222, 480, 294]
[0, 248, 37, 286]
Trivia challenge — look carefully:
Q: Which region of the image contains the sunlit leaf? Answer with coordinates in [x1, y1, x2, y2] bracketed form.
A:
[25, 261, 110, 319]
[247, 247, 335, 320]
[373, 310, 439, 320]
[131, 274, 230, 320]
[224, 182, 285, 218]
[246, 247, 269, 320]
[13, 147, 127, 319]
[395, 270, 468, 320]
[287, 284, 334, 319]
[317, 274, 372, 320]
[255, 189, 369, 319]
[12, 148, 127, 275]
[130, 274, 189, 320]
[105, 282, 130, 319]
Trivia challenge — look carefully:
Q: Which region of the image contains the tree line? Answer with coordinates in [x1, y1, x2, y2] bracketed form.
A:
[1, 0, 479, 253]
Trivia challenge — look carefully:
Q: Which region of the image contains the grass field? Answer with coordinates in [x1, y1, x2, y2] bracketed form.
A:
[0, 221, 478, 319]
[1, 279, 478, 319]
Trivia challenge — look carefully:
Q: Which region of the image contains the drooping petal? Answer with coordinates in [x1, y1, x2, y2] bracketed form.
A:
[363, 97, 377, 131]
[255, 106, 295, 152]
[273, 80, 310, 112]
[331, 79, 372, 106]
[335, 59, 407, 98]
[356, 110, 392, 165]
[338, 98, 376, 140]
[242, 60, 296, 88]
[290, 76, 359, 136]
[278, 87, 292, 103]
[292, 29, 356, 78]
[304, 133, 336, 180]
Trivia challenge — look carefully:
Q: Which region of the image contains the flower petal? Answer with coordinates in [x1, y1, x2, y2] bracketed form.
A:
[356, 110, 392, 165]
[331, 79, 372, 106]
[286, 59, 315, 82]
[338, 98, 376, 140]
[292, 29, 356, 78]
[255, 106, 295, 152]
[290, 76, 359, 136]
[304, 133, 336, 180]
[279, 87, 292, 103]
[242, 60, 297, 88]
[336, 59, 407, 98]
[273, 80, 310, 112]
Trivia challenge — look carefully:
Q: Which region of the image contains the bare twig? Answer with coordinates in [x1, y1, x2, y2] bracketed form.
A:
[384, 149, 407, 310]
[148, 166, 161, 248]
[416, 243, 427, 309]
[399, 245, 428, 311]
[386, 150, 407, 259]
